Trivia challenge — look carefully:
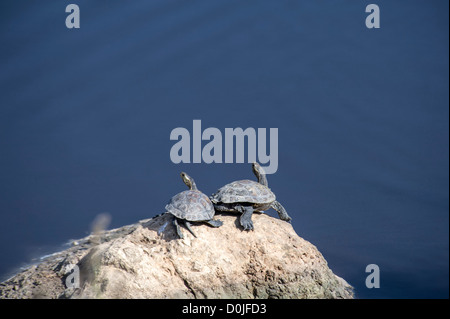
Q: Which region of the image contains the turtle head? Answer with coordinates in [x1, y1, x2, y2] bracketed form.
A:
[180, 172, 197, 190]
[252, 162, 268, 187]
[252, 162, 266, 177]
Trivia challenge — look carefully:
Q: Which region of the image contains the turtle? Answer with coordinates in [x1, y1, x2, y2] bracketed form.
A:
[165, 172, 223, 239]
[210, 162, 292, 230]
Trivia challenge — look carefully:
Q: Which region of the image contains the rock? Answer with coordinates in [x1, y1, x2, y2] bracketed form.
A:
[0, 213, 353, 299]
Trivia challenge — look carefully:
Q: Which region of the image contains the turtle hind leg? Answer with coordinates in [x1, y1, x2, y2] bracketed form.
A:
[204, 219, 223, 228]
[271, 200, 292, 223]
[236, 205, 254, 231]
[173, 217, 184, 239]
[183, 220, 197, 238]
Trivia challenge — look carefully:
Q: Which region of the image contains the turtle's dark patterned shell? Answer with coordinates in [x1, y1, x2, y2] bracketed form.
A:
[165, 190, 215, 221]
[210, 179, 275, 204]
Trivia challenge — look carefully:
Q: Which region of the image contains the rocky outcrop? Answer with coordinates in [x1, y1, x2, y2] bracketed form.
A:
[0, 213, 353, 299]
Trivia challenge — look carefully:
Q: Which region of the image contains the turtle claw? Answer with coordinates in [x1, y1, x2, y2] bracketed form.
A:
[240, 219, 254, 231]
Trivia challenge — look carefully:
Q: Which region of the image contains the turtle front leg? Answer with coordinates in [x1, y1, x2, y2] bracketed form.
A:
[173, 217, 184, 239]
[271, 200, 292, 223]
[236, 205, 254, 231]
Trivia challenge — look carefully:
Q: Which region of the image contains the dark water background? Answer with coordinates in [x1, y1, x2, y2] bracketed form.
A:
[0, 0, 448, 298]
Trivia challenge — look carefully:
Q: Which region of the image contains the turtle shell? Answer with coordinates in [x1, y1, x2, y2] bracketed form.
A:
[165, 190, 215, 221]
[210, 179, 276, 204]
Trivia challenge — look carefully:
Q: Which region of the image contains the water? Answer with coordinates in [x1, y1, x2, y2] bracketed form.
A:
[0, 0, 448, 298]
